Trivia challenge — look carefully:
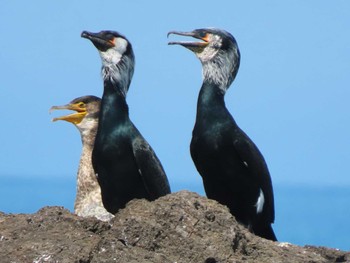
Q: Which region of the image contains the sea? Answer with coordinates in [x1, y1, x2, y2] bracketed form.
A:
[0, 175, 349, 251]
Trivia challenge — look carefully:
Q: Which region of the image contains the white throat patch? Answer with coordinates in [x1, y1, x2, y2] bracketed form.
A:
[202, 47, 238, 92]
[98, 37, 134, 96]
[99, 37, 128, 66]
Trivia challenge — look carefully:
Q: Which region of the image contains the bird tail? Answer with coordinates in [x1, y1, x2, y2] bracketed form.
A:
[253, 224, 277, 241]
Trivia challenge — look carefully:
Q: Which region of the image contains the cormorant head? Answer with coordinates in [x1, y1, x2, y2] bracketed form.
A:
[81, 30, 135, 97]
[168, 28, 240, 91]
[50, 96, 101, 135]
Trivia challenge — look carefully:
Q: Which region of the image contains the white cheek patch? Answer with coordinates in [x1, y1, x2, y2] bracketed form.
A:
[99, 37, 128, 66]
[197, 35, 222, 62]
[100, 49, 122, 65]
[255, 189, 265, 214]
[115, 37, 128, 55]
[211, 34, 222, 47]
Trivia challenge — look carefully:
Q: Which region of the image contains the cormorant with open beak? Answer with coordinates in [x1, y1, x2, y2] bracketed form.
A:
[168, 28, 277, 241]
[50, 95, 113, 221]
[81, 30, 171, 214]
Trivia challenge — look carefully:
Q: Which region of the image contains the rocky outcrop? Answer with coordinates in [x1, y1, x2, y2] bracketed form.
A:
[0, 191, 348, 263]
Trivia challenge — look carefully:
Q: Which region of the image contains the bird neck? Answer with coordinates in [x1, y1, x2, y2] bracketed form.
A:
[99, 80, 130, 124]
[76, 134, 101, 211]
[80, 125, 97, 149]
[194, 80, 235, 131]
[77, 126, 98, 189]
[100, 51, 134, 98]
[79, 138, 94, 170]
[197, 81, 227, 115]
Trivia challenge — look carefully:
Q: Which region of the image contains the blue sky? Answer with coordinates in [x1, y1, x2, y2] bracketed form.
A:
[1, 0, 350, 215]
[1, 0, 349, 187]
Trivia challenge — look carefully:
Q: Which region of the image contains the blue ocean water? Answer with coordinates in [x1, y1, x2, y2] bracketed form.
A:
[0, 175, 349, 251]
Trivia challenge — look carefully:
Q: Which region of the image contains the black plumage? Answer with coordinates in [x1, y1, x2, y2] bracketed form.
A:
[169, 28, 277, 241]
[82, 30, 171, 214]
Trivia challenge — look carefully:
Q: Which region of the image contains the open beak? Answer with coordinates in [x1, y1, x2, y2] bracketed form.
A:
[81, 31, 115, 51]
[49, 103, 87, 124]
[167, 30, 209, 50]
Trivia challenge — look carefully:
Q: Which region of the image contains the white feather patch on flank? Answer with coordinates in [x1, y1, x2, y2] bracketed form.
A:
[255, 189, 265, 214]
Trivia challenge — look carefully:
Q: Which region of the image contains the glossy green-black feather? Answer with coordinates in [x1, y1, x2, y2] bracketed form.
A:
[169, 28, 277, 241]
[84, 30, 171, 214]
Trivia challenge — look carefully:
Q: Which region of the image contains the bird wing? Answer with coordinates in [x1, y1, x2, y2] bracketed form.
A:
[132, 136, 171, 199]
[232, 130, 275, 223]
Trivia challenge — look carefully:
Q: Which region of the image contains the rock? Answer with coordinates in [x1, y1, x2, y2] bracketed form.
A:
[0, 191, 348, 263]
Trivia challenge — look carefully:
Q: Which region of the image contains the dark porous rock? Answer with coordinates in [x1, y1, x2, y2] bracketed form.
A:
[0, 191, 349, 263]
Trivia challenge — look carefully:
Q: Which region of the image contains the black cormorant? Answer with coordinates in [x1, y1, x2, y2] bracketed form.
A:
[50, 95, 113, 221]
[81, 30, 171, 214]
[168, 28, 277, 241]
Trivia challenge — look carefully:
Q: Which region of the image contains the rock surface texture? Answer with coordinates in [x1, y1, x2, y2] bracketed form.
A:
[0, 191, 349, 263]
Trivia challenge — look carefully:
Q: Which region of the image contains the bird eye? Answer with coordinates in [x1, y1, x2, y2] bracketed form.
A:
[78, 102, 85, 108]
[105, 35, 116, 46]
[106, 34, 116, 41]
[198, 31, 207, 38]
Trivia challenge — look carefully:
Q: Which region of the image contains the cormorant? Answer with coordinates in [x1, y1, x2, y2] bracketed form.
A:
[50, 95, 114, 221]
[168, 28, 277, 241]
[81, 30, 171, 214]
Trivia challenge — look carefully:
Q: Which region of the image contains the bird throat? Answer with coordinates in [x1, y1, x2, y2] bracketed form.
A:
[202, 61, 231, 94]
[201, 48, 239, 94]
[100, 53, 134, 98]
